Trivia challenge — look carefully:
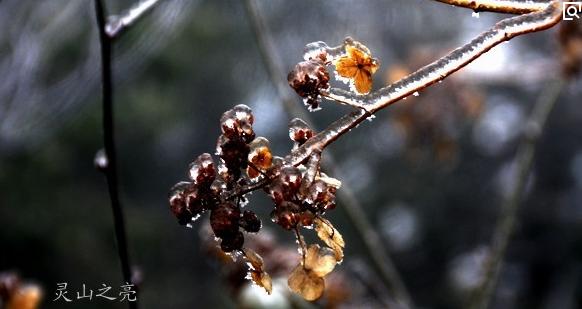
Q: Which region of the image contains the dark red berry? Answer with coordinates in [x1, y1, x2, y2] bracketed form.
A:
[169, 182, 193, 225]
[188, 153, 216, 185]
[220, 231, 245, 252]
[210, 202, 241, 238]
[288, 118, 314, 145]
[240, 210, 261, 233]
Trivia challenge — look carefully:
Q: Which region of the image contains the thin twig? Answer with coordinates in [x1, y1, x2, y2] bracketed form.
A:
[430, 0, 548, 14]
[94, 1, 138, 308]
[105, 0, 161, 39]
[242, 1, 413, 307]
[469, 78, 565, 309]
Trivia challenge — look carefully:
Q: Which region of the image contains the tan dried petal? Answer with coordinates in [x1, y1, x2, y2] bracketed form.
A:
[243, 248, 264, 270]
[314, 217, 345, 261]
[304, 244, 337, 277]
[288, 264, 325, 301]
[244, 248, 272, 294]
[250, 270, 273, 295]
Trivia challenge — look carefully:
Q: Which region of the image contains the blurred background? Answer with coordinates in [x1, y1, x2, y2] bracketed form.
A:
[1, 0, 581, 308]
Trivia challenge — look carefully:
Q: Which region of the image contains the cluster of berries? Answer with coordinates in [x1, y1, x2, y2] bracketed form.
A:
[288, 57, 330, 111]
[168, 105, 339, 254]
[169, 105, 262, 253]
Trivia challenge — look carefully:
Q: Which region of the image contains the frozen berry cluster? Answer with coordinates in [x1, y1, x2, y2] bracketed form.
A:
[168, 105, 339, 254]
[288, 59, 330, 111]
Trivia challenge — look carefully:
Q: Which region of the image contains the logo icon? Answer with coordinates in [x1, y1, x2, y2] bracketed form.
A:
[564, 2, 582, 20]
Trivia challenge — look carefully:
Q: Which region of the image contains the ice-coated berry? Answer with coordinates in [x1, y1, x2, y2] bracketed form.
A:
[289, 118, 314, 145]
[188, 153, 216, 185]
[220, 231, 245, 252]
[240, 210, 261, 233]
[210, 202, 241, 238]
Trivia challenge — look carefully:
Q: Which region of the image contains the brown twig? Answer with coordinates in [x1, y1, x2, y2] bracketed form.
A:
[430, 0, 548, 14]
[469, 78, 565, 309]
[94, 1, 138, 309]
[105, 0, 161, 39]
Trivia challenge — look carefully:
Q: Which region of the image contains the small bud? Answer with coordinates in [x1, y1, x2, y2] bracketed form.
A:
[289, 118, 314, 145]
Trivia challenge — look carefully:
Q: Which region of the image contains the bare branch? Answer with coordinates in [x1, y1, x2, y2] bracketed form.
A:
[106, 0, 161, 39]
[469, 78, 565, 309]
[430, 0, 549, 14]
[286, 0, 562, 166]
[94, 1, 138, 308]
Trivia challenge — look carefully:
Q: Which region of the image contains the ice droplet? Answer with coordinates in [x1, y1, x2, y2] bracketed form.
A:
[472, 11, 480, 18]
[94, 149, 108, 171]
[366, 114, 376, 122]
[413, 91, 419, 97]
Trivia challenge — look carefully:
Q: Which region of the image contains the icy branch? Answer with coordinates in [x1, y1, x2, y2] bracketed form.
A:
[286, 0, 562, 166]
[105, 0, 161, 38]
[431, 0, 549, 14]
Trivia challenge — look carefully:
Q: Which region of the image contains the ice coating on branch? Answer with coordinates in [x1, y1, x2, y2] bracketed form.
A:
[286, 2, 560, 166]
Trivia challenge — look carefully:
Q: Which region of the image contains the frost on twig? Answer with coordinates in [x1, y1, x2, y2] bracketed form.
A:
[105, 0, 161, 38]
[286, 0, 562, 166]
[431, 0, 548, 14]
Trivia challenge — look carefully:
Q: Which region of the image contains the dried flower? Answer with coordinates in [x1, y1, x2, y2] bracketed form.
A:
[334, 44, 380, 94]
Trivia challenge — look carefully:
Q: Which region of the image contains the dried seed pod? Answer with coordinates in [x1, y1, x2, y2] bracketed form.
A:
[217, 139, 250, 177]
[272, 201, 301, 230]
[289, 118, 314, 145]
[188, 153, 216, 185]
[220, 105, 256, 143]
[298, 210, 315, 227]
[288, 60, 330, 111]
[240, 210, 261, 233]
[288, 264, 325, 301]
[308, 180, 336, 212]
[210, 202, 241, 238]
[168, 182, 193, 225]
[304, 244, 337, 277]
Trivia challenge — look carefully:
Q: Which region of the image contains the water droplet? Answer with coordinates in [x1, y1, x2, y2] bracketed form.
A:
[413, 91, 419, 97]
[94, 149, 108, 171]
[472, 11, 480, 18]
